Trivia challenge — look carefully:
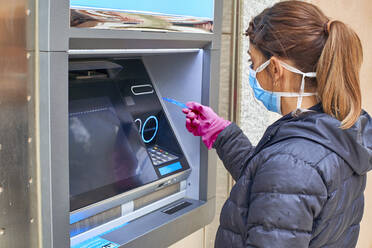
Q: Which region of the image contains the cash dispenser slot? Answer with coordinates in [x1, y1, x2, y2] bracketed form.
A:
[69, 60, 124, 80]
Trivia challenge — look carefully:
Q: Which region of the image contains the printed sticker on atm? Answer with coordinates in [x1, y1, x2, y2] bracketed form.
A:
[72, 237, 119, 248]
[101, 244, 118, 248]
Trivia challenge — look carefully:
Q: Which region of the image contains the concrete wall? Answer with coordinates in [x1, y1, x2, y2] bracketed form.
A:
[306, 2, 372, 247]
[239, 0, 281, 143]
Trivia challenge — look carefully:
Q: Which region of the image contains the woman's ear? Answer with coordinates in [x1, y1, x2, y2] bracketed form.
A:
[269, 57, 284, 85]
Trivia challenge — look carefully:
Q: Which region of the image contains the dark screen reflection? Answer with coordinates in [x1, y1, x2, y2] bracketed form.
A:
[69, 95, 157, 211]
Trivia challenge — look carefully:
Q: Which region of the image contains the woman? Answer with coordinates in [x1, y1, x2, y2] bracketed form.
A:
[182, 1, 372, 247]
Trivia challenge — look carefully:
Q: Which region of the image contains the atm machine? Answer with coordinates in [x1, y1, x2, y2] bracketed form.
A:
[37, 1, 223, 247]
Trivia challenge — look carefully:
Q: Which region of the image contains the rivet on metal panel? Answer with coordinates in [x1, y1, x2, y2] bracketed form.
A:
[29, 178, 33, 184]
[26, 9, 31, 16]
[27, 95, 31, 102]
[9, 202, 12, 206]
[28, 137, 32, 144]
[26, 53, 31, 59]
[0, 228, 5, 235]
[30, 218, 34, 224]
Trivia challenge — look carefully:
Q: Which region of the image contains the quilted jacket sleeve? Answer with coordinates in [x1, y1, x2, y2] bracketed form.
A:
[245, 152, 328, 248]
[213, 123, 255, 181]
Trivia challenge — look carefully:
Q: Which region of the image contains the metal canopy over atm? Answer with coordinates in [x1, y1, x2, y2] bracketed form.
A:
[34, 0, 223, 247]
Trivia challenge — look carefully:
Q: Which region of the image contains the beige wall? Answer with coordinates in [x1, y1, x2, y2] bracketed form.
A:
[308, 1, 372, 247]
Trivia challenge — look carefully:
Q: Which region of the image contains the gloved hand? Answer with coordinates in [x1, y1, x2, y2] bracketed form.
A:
[182, 102, 231, 150]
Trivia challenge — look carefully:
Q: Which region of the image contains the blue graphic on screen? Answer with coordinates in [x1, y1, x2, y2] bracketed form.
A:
[70, 0, 214, 19]
[159, 162, 182, 176]
[141, 116, 158, 144]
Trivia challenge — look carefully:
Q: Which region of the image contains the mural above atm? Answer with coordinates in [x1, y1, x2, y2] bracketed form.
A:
[70, 0, 215, 33]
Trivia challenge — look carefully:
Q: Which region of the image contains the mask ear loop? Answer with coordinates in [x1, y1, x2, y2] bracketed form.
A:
[297, 74, 306, 109]
[255, 60, 271, 73]
[297, 72, 317, 109]
[278, 61, 317, 109]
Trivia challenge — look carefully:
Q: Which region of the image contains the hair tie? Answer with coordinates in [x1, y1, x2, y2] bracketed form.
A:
[324, 20, 335, 35]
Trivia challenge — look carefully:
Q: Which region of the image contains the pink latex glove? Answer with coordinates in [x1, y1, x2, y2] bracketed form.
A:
[182, 102, 231, 150]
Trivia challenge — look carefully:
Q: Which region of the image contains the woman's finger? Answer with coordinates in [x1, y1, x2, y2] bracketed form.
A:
[186, 101, 204, 112]
[182, 108, 190, 114]
[186, 111, 197, 120]
[186, 118, 195, 133]
[192, 119, 200, 126]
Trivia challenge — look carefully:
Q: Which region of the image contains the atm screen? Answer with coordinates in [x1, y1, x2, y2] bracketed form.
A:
[69, 97, 146, 197]
[69, 59, 190, 212]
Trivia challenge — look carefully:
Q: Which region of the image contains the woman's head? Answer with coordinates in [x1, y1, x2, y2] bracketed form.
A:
[246, 0, 363, 129]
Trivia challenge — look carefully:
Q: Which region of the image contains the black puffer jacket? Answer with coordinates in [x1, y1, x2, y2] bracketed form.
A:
[214, 104, 372, 248]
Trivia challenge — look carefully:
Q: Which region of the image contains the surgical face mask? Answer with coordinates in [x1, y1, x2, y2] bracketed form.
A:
[248, 59, 317, 115]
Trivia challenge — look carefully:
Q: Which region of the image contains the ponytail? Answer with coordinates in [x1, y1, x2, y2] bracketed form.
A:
[316, 21, 363, 129]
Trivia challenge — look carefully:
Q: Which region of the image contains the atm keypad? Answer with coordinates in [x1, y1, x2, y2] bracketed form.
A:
[148, 146, 178, 166]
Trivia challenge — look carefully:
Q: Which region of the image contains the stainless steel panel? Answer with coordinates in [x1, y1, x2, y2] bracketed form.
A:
[142, 52, 204, 201]
[68, 48, 201, 56]
[70, 170, 190, 224]
[0, 0, 38, 247]
[70, 183, 180, 237]
[200, 48, 219, 202]
[69, 28, 215, 42]
[70, 206, 122, 237]
[69, 37, 211, 51]
[133, 182, 180, 210]
[38, 0, 69, 51]
[71, 191, 188, 246]
[39, 51, 69, 248]
[102, 198, 214, 248]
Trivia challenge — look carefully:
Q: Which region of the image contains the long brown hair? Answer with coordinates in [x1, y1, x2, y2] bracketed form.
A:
[246, 0, 363, 129]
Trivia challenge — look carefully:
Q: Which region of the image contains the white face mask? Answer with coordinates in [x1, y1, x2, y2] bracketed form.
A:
[248, 59, 317, 115]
